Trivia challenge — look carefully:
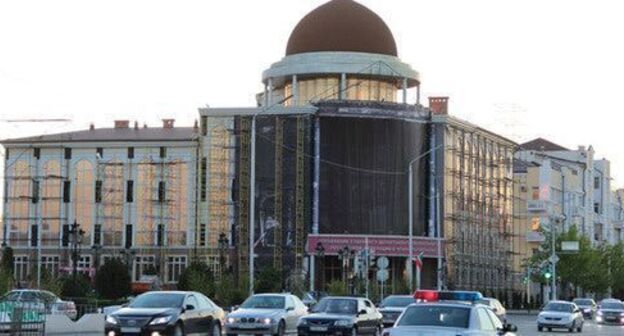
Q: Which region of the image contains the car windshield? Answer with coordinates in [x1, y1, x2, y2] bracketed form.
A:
[573, 299, 593, 306]
[543, 303, 573, 312]
[381, 296, 416, 307]
[601, 302, 624, 310]
[240, 296, 285, 309]
[129, 293, 185, 309]
[397, 305, 470, 328]
[312, 298, 357, 315]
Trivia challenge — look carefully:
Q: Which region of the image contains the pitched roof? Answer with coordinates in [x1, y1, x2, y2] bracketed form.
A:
[1, 127, 198, 144]
[520, 138, 568, 151]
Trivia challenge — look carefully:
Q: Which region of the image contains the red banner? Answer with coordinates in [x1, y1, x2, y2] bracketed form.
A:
[306, 234, 445, 258]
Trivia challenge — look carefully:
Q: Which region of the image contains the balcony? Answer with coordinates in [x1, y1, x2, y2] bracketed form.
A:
[527, 200, 549, 213]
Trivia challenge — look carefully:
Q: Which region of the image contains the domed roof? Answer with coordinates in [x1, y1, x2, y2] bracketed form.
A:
[286, 0, 398, 57]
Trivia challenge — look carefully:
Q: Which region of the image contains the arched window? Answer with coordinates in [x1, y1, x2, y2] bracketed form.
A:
[42, 160, 61, 246]
[74, 160, 94, 244]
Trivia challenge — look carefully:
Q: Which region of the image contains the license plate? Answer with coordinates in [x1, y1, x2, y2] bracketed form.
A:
[310, 326, 327, 332]
[238, 325, 256, 329]
[121, 327, 141, 333]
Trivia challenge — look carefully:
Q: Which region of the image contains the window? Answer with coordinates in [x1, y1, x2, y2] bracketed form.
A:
[34, 148, 40, 159]
[200, 158, 207, 202]
[477, 308, 496, 331]
[285, 296, 295, 310]
[133, 255, 156, 282]
[62, 225, 70, 246]
[125, 224, 133, 249]
[94, 224, 102, 245]
[531, 217, 541, 231]
[14, 256, 29, 282]
[75, 255, 92, 270]
[95, 180, 102, 203]
[199, 224, 207, 246]
[201, 116, 208, 136]
[127, 147, 134, 159]
[532, 187, 540, 200]
[594, 202, 600, 214]
[96, 147, 103, 158]
[594, 177, 600, 189]
[32, 180, 40, 203]
[166, 256, 187, 283]
[126, 180, 134, 203]
[63, 181, 71, 203]
[41, 255, 60, 276]
[158, 181, 166, 202]
[30, 224, 38, 247]
[157, 224, 164, 246]
[185, 295, 199, 309]
[159, 147, 166, 158]
[64, 148, 72, 160]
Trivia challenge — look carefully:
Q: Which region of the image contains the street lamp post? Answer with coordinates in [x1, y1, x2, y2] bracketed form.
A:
[67, 221, 85, 283]
[407, 144, 445, 291]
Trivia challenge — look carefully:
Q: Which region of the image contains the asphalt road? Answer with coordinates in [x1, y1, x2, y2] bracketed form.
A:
[507, 314, 624, 336]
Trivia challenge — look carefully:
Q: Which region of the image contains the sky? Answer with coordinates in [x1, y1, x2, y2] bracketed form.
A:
[1, 0, 623, 186]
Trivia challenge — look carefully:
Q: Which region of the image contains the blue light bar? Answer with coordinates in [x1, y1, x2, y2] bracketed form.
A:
[437, 291, 483, 302]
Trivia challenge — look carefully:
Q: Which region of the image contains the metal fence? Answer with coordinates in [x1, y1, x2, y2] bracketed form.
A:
[0, 301, 46, 336]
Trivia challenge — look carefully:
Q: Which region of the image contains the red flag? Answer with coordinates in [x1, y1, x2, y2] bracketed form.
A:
[413, 252, 424, 269]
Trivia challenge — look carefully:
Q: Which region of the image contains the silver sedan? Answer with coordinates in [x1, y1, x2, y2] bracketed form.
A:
[225, 293, 307, 335]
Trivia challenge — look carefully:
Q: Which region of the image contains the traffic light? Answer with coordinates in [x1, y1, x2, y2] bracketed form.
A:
[542, 264, 552, 279]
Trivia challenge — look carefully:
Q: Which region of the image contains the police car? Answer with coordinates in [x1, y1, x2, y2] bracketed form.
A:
[382, 290, 518, 336]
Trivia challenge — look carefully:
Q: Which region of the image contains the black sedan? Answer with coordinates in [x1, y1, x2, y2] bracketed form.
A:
[105, 291, 224, 336]
[596, 300, 624, 325]
[297, 296, 383, 335]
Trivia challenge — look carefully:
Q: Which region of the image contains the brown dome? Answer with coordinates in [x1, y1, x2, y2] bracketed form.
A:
[286, 0, 398, 57]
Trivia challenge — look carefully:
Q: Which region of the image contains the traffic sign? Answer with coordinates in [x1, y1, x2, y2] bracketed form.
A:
[377, 257, 389, 269]
[376, 269, 389, 282]
[549, 254, 560, 264]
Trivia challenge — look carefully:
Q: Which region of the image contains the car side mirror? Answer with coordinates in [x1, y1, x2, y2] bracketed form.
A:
[185, 304, 195, 311]
[504, 323, 518, 332]
[286, 306, 294, 311]
[358, 309, 367, 316]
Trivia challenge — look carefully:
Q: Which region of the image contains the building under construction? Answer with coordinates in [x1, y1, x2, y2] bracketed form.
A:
[1, 0, 523, 297]
[1, 119, 201, 287]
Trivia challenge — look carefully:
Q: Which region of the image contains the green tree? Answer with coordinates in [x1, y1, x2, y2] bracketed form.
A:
[608, 243, 624, 295]
[255, 266, 282, 293]
[40, 269, 63, 296]
[177, 261, 215, 298]
[61, 274, 93, 298]
[95, 258, 131, 300]
[1, 246, 14, 274]
[327, 280, 347, 296]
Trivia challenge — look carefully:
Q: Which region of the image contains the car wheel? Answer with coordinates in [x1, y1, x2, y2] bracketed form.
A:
[374, 325, 382, 336]
[274, 320, 285, 336]
[211, 322, 221, 336]
[569, 326, 575, 333]
[577, 324, 583, 332]
[547, 327, 552, 332]
[173, 322, 185, 336]
[538, 325, 543, 332]
[351, 327, 357, 336]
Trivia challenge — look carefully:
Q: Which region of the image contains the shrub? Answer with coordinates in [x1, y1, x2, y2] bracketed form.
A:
[327, 280, 347, 296]
[255, 266, 282, 293]
[61, 274, 93, 299]
[95, 258, 131, 300]
[177, 261, 215, 298]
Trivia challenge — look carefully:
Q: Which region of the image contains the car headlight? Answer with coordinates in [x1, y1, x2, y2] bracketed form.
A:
[334, 320, 352, 327]
[298, 319, 308, 326]
[597, 311, 604, 316]
[620, 313, 624, 317]
[262, 318, 273, 325]
[583, 308, 591, 312]
[149, 316, 173, 325]
[226, 317, 237, 324]
[105, 316, 118, 325]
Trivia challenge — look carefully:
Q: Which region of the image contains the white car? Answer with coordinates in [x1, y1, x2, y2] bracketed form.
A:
[377, 295, 417, 327]
[225, 293, 308, 335]
[384, 291, 517, 336]
[537, 300, 584, 333]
